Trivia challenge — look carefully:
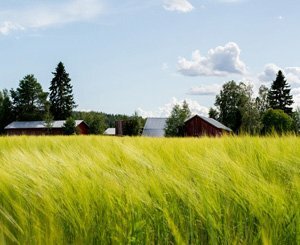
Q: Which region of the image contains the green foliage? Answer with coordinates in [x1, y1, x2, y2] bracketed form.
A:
[165, 101, 191, 137]
[262, 109, 293, 134]
[291, 107, 300, 134]
[208, 107, 219, 119]
[63, 117, 76, 135]
[239, 84, 262, 135]
[43, 102, 54, 135]
[49, 62, 76, 120]
[0, 136, 299, 244]
[268, 70, 294, 115]
[10, 74, 48, 121]
[73, 111, 106, 134]
[72, 111, 145, 135]
[123, 112, 143, 136]
[255, 84, 269, 114]
[215, 81, 249, 133]
[0, 89, 14, 133]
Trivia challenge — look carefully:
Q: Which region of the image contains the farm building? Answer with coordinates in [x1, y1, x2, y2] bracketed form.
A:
[142, 115, 231, 137]
[103, 128, 116, 136]
[115, 120, 126, 136]
[184, 115, 231, 137]
[4, 120, 89, 135]
[142, 118, 167, 137]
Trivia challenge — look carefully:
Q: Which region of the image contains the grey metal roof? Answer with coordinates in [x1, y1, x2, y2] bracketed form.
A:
[185, 115, 232, 131]
[103, 128, 116, 135]
[4, 120, 85, 130]
[142, 118, 167, 137]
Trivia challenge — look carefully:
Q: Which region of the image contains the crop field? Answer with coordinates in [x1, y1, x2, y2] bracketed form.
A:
[0, 136, 299, 244]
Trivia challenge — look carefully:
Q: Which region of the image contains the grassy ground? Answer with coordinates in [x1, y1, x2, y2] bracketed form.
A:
[0, 136, 299, 244]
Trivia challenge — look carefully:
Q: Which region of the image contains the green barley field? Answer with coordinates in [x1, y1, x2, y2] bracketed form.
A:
[0, 136, 299, 244]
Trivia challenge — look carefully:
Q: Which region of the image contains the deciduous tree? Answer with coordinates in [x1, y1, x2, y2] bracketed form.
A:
[262, 109, 293, 134]
[165, 101, 191, 137]
[215, 81, 248, 133]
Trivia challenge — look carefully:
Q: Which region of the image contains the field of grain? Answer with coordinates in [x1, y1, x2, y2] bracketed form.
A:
[0, 136, 299, 244]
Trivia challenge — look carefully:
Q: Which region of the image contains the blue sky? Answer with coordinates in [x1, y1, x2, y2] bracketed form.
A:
[1, 0, 300, 117]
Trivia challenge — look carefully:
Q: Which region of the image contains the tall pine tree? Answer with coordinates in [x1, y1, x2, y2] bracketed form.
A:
[49, 62, 76, 120]
[268, 70, 293, 115]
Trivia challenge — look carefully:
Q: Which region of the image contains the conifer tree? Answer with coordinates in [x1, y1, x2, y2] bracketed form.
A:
[0, 89, 14, 133]
[268, 70, 293, 115]
[11, 74, 48, 120]
[49, 62, 76, 120]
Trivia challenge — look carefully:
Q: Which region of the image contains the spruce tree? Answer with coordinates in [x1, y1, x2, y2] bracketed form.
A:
[49, 62, 76, 120]
[268, 70, 293, 115]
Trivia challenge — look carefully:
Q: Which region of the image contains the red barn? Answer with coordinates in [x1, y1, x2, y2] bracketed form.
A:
[184, 115, 231, 137]
[4, 120, 89, 136]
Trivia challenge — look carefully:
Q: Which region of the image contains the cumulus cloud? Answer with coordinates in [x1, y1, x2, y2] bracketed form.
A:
[163, 0, 194, 13]
[178, 42, 247, 77]
[258, 63, 300, 108]
[259, 63, 300, 85]
[187, 84, 221, 96]
[137, 97, 208, 118]
[0, 21, 24, 35]
[0, 0, 103, 35]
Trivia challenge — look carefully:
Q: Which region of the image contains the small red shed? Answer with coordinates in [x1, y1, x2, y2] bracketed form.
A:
[184, 115, 231, 137]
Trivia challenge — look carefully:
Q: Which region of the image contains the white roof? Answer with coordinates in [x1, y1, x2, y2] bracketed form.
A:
[5, 120, 85, 130]
[142, 118, 167, 137]
[103, 128, 115, 135]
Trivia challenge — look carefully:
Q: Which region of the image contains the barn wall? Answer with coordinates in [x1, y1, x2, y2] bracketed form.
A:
[184, 117, 223, 137]
[76, 123, 89, 135]
[5, 128, 64, 136]
[5, 127, 91, 136]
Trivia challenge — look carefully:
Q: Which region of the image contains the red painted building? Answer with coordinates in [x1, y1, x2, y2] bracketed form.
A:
[4, 120, 89, 135]
[184, 115, 231, 137]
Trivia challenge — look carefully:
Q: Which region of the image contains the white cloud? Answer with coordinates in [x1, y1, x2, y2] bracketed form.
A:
[163, 0, 194, 13]
[0, 21, 24, 35]
[259, 63, 300, 85]
[258, 63, 281, 82]
[258, 63, 300, 108]
[161, 62, 169, 71]
[277, 15, 284, 20]
[187, 84, 221, 96]
[178, 42, 247, 77]
[0, 0, 103, 35]
[137, 97, 208, 118]
[291, 88, 300, 109]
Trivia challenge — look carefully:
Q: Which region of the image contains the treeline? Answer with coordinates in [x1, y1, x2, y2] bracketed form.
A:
[209, 70, 299, 135]
[0, 62, 76, 133]
[164, 70, 299, 137]
[0, 62, 144, 135]
[72, 111, 145, 135]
